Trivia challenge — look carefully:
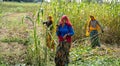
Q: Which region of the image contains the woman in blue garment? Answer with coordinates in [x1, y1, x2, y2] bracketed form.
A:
[55, 15, 74, 66]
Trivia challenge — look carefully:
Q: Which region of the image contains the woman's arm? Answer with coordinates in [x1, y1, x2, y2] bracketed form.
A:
[63, 25, 74, 39]
[67, 26, 74, 36]
[97, 21, 104, 33]
[56, 25, 60, 36]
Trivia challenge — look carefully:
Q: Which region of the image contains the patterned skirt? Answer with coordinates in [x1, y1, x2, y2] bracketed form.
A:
[55, 41, 71, 66]
[90, 30, 100, 48]
[46, 33, 55, 50]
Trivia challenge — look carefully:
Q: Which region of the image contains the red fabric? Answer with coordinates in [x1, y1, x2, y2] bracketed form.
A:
[58, 15, 72, 43]
[58, 36, 72, 43]
[59, 15, 72, 26]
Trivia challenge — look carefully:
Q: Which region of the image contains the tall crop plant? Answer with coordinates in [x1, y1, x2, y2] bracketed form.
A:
[25, 8, 51, 66]
[24, 1, 120, 66]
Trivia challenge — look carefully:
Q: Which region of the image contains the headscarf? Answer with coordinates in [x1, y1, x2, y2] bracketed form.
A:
[90, 15, 96, 20]
[48, 16, 53, 22]
[59, 15, 72, 26]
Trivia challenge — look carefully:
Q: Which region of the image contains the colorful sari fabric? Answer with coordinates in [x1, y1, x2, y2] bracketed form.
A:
[55, 23, 74, 66]
[46, 32, 55, 50]
[55, 15, 74, 66]
[90, 30, 100, 48]
[56, 23, 74, 43]
[55, 41, 71, 66]
[87, 16, 103, 48]
[43, 18, 55, 50]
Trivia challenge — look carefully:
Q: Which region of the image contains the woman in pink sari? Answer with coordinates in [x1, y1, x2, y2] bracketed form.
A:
[55, 15, 74, 66]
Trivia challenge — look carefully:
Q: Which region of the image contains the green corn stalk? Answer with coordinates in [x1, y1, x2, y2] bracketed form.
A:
[25, 16, 42, 66]
[37, 10, 40, 24]
[21, 16, 24, 24]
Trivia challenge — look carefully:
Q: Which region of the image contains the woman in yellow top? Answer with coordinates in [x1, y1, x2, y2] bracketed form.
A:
[88, 16, 104, 48]
[43, 16, 55, 51]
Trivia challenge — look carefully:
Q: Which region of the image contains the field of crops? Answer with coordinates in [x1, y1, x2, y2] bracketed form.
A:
[0, 1, 120, 66]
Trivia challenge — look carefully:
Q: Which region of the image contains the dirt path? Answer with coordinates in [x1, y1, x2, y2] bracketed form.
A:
[0, 12, 48, 65]
[0, 13, 29, 65]
[0, 42, 26, 64]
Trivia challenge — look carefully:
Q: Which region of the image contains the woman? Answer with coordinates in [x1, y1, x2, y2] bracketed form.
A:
[88, 16, 104, 48]
[43, 16, 55, 51]
[55, 15, 74, 66]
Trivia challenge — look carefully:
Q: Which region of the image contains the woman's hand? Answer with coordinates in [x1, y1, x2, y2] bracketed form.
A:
[56, 25, 59, 32]
[63, 34, 68, 40]
[56, 28, 58, 32]
[101, 29, 104, 33]
[88, 29, 90, 32]
[63, 33, 69, 39]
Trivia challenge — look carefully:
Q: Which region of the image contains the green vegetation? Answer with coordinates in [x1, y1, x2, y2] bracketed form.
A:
[0, 2, 120, 66]
[70, 44, 120, 66]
